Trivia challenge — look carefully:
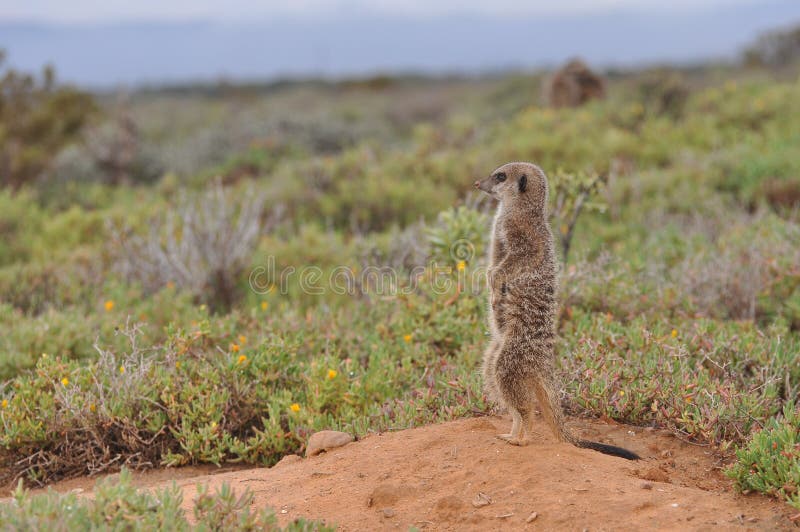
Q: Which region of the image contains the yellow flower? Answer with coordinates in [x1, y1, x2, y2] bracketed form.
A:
[403, 334, 412, 343]
[1, 399, 8, 409]
[237, 354, 247, 364]
[671, 329, 678, 338]
[210, 421, 217, 429]
[61, 377, 69, 386]
[456, 260, 466, 272]
[619, 390, 625, 397]
[290, 403, 301, 412]
[261, 301, 269, 311]
[89, 403, 96, 412]
[104, 300, 115, 312]
[231, 343, 240, 353]
[119, 365, 125, 374]
[239, 335, 247, 345]
[327, 369, 338, 380]
[175, 361, 181, 369]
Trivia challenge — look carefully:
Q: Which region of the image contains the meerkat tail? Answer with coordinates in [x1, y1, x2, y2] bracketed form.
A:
[532, 371, 640, 460]
[575, 440, 640, 460]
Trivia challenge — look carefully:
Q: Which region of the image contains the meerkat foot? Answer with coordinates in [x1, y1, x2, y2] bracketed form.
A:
[496, 433, 532, 446]
[495, 408, 524, 443]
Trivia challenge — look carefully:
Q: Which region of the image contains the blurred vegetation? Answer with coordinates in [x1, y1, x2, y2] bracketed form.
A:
[1, 27, 800, 515]
[743, 25, 800, 68]
[0, 51, 96, 189]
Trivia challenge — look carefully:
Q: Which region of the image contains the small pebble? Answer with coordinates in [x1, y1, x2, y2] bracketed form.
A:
[526, 511, 539, 523]
[306, 430, 354, 457]
[472, 492, 492, 508]
[383, 508, 395, 518]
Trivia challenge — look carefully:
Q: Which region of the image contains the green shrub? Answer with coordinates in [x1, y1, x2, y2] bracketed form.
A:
[0, 277, 487, 485]
[560, 311, 800, 449]
[726, 404, 800, 510]
[0, 468, 332, 530]
[426, 205, 489, 266]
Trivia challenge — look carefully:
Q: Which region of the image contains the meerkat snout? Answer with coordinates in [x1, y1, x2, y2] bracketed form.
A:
[474, 171, 506, 194]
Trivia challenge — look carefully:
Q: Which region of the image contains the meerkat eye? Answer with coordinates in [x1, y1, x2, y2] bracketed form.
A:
[495, 172, 507, 182]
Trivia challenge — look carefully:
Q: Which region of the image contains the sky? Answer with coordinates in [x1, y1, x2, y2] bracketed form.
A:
[0, 0, 767, 23]
[1, 0, 799, 87]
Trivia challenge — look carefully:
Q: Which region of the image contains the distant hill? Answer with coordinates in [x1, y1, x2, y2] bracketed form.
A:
[3, 1, 800, 88]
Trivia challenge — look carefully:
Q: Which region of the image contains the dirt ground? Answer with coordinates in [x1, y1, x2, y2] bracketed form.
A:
[30, 416, 798, 530]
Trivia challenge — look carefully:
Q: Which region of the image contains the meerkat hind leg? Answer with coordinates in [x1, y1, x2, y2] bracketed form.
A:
[481, 338, 502, 408]
[498, 407, 534, 446]
[496, 385, 535, 446]
[496, 409, 523, 442]
[495, 350, 537, 446]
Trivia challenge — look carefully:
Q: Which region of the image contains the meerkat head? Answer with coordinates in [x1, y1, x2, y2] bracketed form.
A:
[473, 162, 548, 214]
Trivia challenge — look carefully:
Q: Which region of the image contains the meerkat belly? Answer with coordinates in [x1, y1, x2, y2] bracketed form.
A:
[490, 301, 507, 334]
[501, 279, 556, 335]
[490, 274, 521, 331]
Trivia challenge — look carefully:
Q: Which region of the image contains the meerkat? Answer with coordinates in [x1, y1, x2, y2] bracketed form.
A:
[474, 162, 639, 460]
[545, 58, 606, 108]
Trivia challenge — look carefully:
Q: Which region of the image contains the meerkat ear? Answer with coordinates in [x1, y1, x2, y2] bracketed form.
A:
[518, 174, 527, 193]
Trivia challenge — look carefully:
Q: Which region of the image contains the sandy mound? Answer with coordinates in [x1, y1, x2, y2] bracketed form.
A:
[39, 416, 795, 530]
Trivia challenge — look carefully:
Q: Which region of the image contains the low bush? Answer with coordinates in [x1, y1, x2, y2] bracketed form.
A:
[560, 311, 800, 449]
[0, 468, 332, 530]
[726, 404, 800, 510]
[111, 181, 273, 311]
[0, 276, 486, 485]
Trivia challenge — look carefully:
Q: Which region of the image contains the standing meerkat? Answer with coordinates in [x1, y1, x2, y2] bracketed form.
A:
[474, 162, 639, 460]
